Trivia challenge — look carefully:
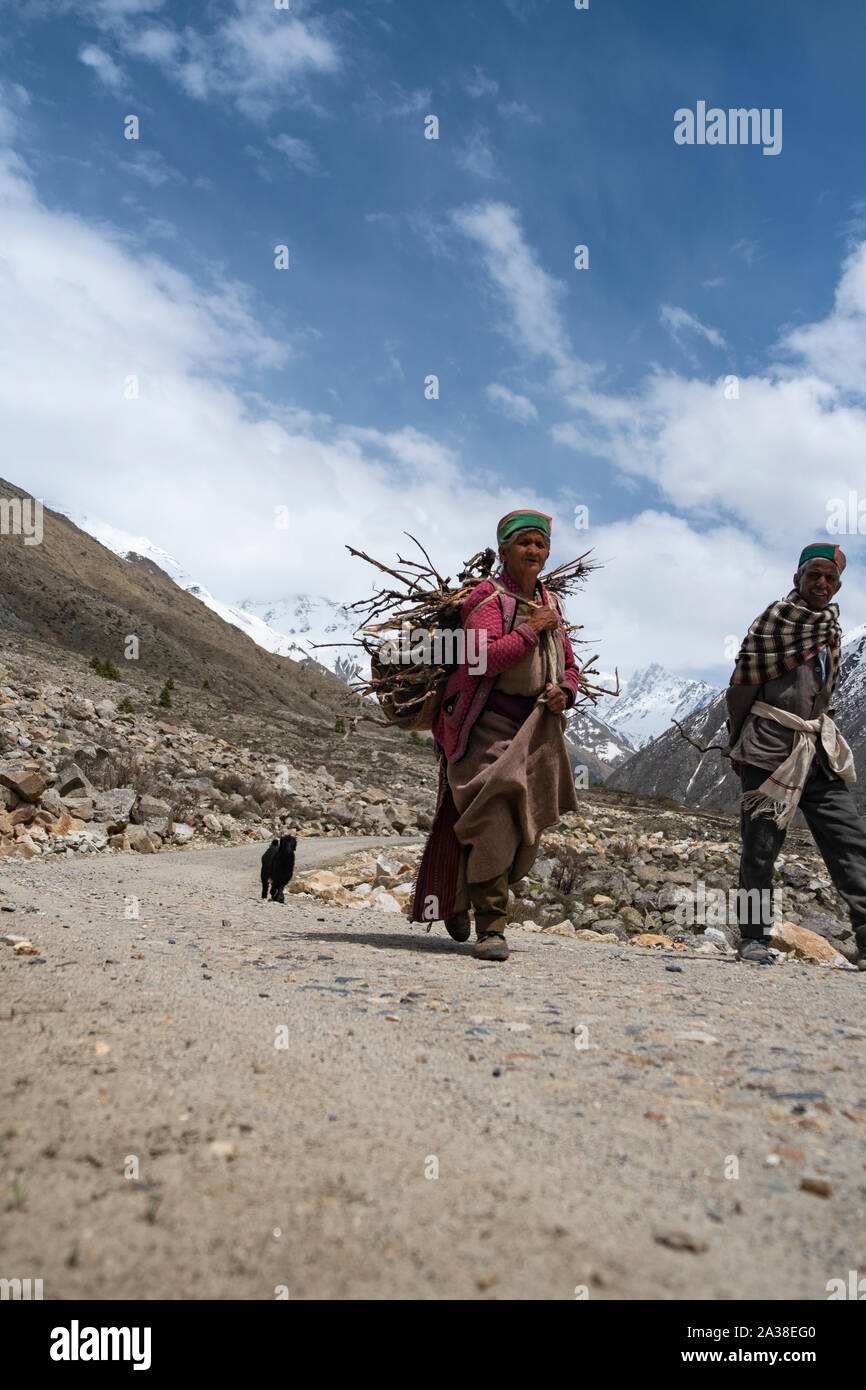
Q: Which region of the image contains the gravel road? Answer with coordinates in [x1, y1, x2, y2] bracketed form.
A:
[2, 836, 865, 1301]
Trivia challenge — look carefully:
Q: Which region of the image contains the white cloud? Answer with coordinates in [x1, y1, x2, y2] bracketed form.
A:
[362, 84, 431, 122]
[456, 127, 499, 181]
[267, 133, 323, 176]
[778, 240, 866, 395]
[485, 382, 538, 422]
[120, 148, 184, 187]
[456, 196, 866, 663]
[451, 202, 574, 369]
[43, 0, 341, 120]
[660, 303, 727, 349]
[124, 25, 179, 63]
[0, 80, 29, 145]
[497, 99, 540, 125]
[78, 43, 125, 92]
[0, 136, 544, 610]
[463, 67, 498, 98]
[731, 237, 759, 266]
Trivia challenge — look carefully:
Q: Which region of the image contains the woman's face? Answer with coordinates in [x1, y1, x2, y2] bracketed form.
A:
[500, 530, 550, 587]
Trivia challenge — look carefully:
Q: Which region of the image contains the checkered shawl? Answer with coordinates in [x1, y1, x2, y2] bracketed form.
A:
[730, 590, 842, 694]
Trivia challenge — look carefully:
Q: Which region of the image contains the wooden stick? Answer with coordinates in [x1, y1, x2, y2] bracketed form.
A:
[671, 716, 729, 756]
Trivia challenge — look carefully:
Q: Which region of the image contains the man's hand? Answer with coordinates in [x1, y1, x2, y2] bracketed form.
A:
[527, 606, 559, 634]
[545, 682, 568, 714]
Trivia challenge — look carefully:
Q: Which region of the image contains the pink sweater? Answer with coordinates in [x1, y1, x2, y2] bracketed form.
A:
[432, 568, 580, 762]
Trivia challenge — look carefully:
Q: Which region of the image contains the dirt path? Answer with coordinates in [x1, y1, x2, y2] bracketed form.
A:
[1, 836, 864, 1301]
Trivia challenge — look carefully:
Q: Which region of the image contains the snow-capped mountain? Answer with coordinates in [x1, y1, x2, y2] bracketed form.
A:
[593, 663, 719, 749]
[60, 511, 352, 673]
[564, 706, 635, 781]
[235, 596, 361, 683]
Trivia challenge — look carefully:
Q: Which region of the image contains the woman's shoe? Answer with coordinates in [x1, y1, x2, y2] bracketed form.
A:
[445, 911, 471, 942]
[473, 932, 509, 961]
[737, 938, 774, 965]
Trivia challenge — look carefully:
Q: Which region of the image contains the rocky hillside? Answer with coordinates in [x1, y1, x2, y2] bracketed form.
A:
[564, 707, 635, 783]
[0, 477, 359, 721]
[605, 693, 737, 812]
[0, 627, 438, 862]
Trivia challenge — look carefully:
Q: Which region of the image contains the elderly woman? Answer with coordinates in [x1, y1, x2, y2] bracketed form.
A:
[411, 509, 580, 960]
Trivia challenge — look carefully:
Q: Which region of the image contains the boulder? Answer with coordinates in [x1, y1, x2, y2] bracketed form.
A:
[44, 813, 84, 837]
[202, 813, 222, 833]
[56, 762, 91, 797]
[172, 823, 195, 844]
[136, 794, 172, 822]
[541, 919, 576, 936]
[389, 802, 414, 832]
[61, 797, 94, 821]
[0, 768, 49, 804]
[40, 787, 63, 816]
[374, 851, 416, 885]
[368, 887, 402, 913]
[362, 806, 392, 835]
[798, 912, 857, 964]
[92, 787, 136, 824]
[294, 870, 343, 899]
[94, 700, 117, 721]
[127, 824, 159, 854]
[9, 803, 38, 826]
[769, 920, 851, 967]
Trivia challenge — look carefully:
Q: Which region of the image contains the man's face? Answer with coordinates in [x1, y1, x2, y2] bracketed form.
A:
[796, 559, 841, 610]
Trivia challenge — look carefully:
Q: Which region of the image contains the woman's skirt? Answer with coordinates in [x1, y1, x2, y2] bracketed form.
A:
[410, 702, 578, 923]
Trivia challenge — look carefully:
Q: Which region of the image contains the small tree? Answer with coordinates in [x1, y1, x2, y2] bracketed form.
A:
[158, 683, 172, 708]
[119, 696, 134, 714]
[335, 715, 346, 734]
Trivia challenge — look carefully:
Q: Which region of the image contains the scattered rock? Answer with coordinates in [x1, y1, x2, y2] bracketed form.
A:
[800, 1173, 832, 1197]
[770, 921, 851, 967]
[0, 768, 49, 803]
[654, 1229, 708, 1254]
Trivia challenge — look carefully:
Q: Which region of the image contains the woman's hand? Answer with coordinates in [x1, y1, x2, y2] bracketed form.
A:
[545, 683, 568, 714]
[527, 606, 560, 634]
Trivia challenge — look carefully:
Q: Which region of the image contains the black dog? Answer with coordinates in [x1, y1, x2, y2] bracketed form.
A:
[261, 834, 297, 903]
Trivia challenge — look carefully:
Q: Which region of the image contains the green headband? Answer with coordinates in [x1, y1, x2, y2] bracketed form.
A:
[497, 510, 552, 545]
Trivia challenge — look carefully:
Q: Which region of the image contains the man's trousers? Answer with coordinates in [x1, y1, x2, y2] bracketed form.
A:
[738, 760, 866, 942]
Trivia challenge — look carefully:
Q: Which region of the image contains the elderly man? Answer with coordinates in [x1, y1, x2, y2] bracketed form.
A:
[726, 542, 866, 967]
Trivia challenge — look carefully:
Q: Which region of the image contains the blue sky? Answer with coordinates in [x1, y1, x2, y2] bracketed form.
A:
[1, 0, 866, 682]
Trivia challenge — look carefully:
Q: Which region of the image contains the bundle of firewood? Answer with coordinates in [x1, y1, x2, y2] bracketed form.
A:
[313, 534, 619, 729]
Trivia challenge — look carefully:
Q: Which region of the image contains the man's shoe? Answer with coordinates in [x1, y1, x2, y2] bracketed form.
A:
[445, 911, 471, 942]
[473, 932, 509, 961]
[737, 938, 774, 965]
